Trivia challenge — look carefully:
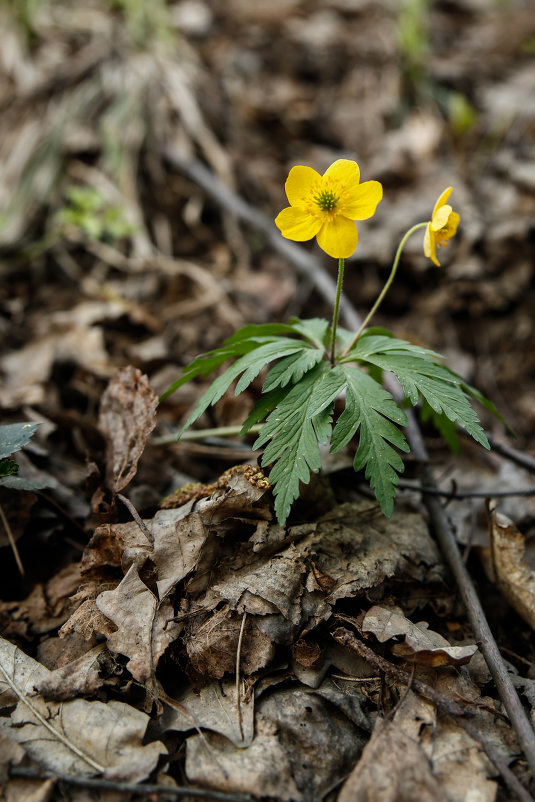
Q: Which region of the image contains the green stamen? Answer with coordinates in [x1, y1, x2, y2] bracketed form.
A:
[315, 190, 338, 212]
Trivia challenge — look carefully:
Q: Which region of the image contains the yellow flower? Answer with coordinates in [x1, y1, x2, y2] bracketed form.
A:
[274, 159, 383, 259]
[424, 187, 460, 266]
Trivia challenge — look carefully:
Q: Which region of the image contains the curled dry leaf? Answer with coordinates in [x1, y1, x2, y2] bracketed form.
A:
[488, 502, 535, 630]
[362, 605, 478, 667]
[35, 644, 107, 701]
[98, 365, 158, 497]
[0, 637, 165, 781]
[96, 563, 182, 688]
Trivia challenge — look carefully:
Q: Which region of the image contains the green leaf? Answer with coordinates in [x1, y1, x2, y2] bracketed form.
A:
[420, 399, 460, 453]
[461, 382, 515, 436]
[0, 475, 52, 491]
[342, 333, 440, 362]
[0, 422, 39, 460]
[0, 458, 18, 478]
[262, 347, 324, 392]
[331, 367, 409, 517]
[254, 364, 334, 525]
[359, 351, 488, 448]
[178, 339, 306, 436]
[240, 386, 291, 435]
[288, 317, 330, 349]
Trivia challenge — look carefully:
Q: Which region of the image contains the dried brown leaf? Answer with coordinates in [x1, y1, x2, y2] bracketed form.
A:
[338, 719, 448, 802]
[35, 644, 107, 701]
[185, 687, 365, 802]
[489, 503, 535, 630]
[0, 637, 165, 781]
[98, 366, 158, 496]
[185, 605, 275, 679]
[362, 605, 478, 667]
[162, 679, 255, 746]
[95, 564, 181, 687]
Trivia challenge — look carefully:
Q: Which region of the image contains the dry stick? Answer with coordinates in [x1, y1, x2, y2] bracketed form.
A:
[116, 493, 154, 547]
[402, 408, 535, 779]
[10, 767, 255, 802]
[466, 430, 535, 474]
[235, 610, 248, 743]
[162, 152, 535, 778]
[332, 628, 535, 802]
[0, 503, 24, 575]
[396, 480, 535, 499]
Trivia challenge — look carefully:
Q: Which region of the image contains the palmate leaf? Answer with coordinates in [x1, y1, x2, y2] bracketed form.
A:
[254, 364, 342, 525]
[177, 339, 307, 435]
[342, 333, 489, 449]
[330, 366, 409, 517]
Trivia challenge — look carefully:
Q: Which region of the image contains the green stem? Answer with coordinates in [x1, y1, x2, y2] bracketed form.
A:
[153, 424, 262, 446]
[330, 257, 345, 365]
[341, 222, 427, 357]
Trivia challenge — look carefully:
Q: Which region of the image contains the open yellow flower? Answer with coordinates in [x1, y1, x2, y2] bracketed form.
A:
[274, 159, 383, 259]
[424, 187, 460, 266]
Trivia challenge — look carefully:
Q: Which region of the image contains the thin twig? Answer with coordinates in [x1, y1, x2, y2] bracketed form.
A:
[0, 503, 24, 576]
[485, 432, 535, 474]
[396, 480, 535, 499]
[235, 610, 248, 743]
[9, 767, 255, 802]
[402, 407, 535, 780]
[116, 493, 153, 547]
[332, 628, 535, 802]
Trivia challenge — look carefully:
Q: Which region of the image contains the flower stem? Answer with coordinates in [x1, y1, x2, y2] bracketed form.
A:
[330, 257, 345, 365]
[341, 222, 427, 357]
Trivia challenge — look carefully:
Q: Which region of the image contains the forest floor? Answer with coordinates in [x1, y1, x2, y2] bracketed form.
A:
[1, 1, 535, 800]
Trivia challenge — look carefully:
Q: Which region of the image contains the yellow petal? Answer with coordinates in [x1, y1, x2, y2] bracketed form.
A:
[432, 187, 453, 217]
[424, 223, 440, 266]
[285, 166, 321, 208]
[316, 217, 358, 258]
[323, 159, 360, 185]
[447, 211, 460, 237]
[342, 180, 383, 221]
[275, 206, 322, 242]
[431, 204, 452, 231]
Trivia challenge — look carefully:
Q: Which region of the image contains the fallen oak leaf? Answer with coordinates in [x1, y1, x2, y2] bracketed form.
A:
[362, 605, 478, 667]
[95, 563, 182, 689]
[0, 637, 165, 781]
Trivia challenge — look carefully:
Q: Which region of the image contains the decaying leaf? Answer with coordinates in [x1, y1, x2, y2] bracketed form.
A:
[338, 719, 448, 802]
[96, 563, 181, 687]
[185, 686, 366, 802]
[162, 678, 255, 746]
[362, 605, 478, 667]
[185, 604, 275, 678]
[35, 644, 107, 701]
[98, 365, 158, 496]
[0, 637, 166, 781]
[488, 502, 535, 630]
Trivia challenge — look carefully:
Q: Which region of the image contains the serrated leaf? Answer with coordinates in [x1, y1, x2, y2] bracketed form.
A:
[0, 422, 39, 460]
[331, 367, 409, 517]
[262, 347, 324, 392]
[342, 333, 440, 362]
[420, 399, 460, 453]
[288, 317, 330, 348]
[240, 386, 291, 435]
[178, 339, 305, 436]
[253, 364, 332, 524]
[461, 381, 515, 436]
[358, 351, 489, 448]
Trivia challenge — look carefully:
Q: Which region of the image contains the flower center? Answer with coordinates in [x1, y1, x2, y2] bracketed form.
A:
[315, 190, 338, 212]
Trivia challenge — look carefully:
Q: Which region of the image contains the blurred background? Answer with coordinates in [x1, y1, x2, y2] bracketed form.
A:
[0, 0, 534, 513]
